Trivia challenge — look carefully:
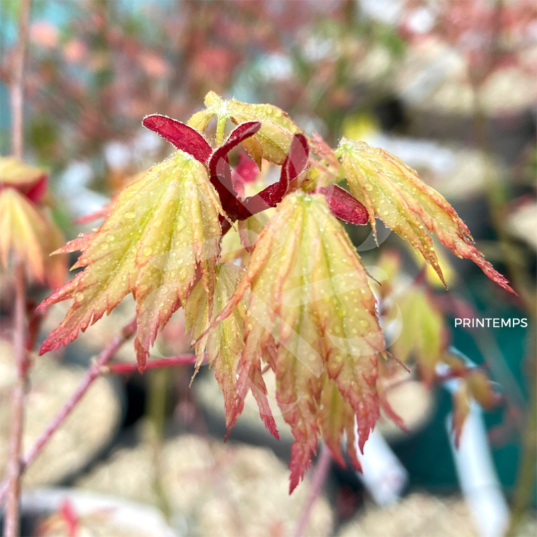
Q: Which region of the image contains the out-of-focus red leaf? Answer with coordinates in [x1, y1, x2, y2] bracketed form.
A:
[59, 499, 79, 537]
[24, 175, 48, 203]
[232, 153, 259, 196]
[0, 157, 47, 199]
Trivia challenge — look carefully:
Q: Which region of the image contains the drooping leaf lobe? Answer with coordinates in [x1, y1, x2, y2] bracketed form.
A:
[339, 139, 515, 294]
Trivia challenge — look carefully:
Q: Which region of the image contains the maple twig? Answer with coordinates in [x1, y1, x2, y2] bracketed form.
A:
[102, 354, 198, 374]
[0, 319, 137, 507]
[4, 0, 32, 534]
[292, 443, 332, 537]
[10, 0, 31, 160]
[3, 264, 29, 537]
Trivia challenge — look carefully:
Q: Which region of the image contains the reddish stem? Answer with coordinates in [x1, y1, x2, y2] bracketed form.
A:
[103, 354, 199, 374]
[292, 443, 332, 537]
[10, 0, 31, 160]
[4, 0, 32, 533]
[4, 264, 28, 537]
[0, 320, 137, 507]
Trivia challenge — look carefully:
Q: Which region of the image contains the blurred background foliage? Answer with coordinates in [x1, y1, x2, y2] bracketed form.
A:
[0, 1, 536, 535]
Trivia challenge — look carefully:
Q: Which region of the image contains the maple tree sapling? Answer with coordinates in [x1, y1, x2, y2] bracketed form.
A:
[40, 91, 515, 492]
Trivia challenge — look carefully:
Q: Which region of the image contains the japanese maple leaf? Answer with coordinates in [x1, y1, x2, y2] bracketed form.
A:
[0, 156, 48, 203]
[391, 284, 447, 385]
[202, 192, 395, 491]
[39, 113, 270, 368]
[39, 151, 225, 369]
[338, 138, 515, 294]
[38, 93, 513, 495]
[0, 157, 66, 288]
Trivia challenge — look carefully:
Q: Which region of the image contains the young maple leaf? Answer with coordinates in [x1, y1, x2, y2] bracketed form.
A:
[444, 353, 501, 446]
[0, 156, 48, 203]
[338, 138, 515, 294]
[391, 284, 447, 386]
[0, 157, 66, 289]
[143, 113, 368, 229]
[188, 91, 303, 166]
[465, 368, 501, 410]
[204, 192, 391, 491]
[39, 151, 224, 369]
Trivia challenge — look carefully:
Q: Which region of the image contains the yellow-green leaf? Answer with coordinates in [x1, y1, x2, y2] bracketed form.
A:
[40, 152, 224, 369]
[0, 188, 66, 288]
[207, 192, 385, 491]
[466, 369, 500, 409]
[338, 138, 515, 294]
[187, 91, 303, 166]
[391, 286, 446, 385]
[0, 156, 45, 190]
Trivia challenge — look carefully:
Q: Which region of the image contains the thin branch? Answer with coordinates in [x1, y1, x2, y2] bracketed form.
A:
[4, 0, 33, 534]
[3, 264, 28, 537]
[10, 0, 32, 159]
[292, 443, 332, 537]
[0, 319, 137, 507]
[102, 354, 199, 374]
